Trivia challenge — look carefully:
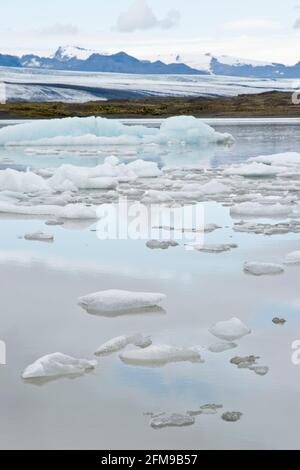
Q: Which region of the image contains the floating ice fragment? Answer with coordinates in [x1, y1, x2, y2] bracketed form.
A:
[231, 202, 292, 218]
[95, 334, 152, 356]
[272, 317, 286, 325]
[146, 240, 179, 250]
[284, 251, 300, 265]
[188, 243, 237, 253]
[78, 289, 166, 314]
[208, 342, 238, 353]
[209, 318, 251, 342]
[200, 404, 223, 415]
[24, 232, 54, 242]
[22, 353, 97, 379]
[222, 412, 242, 423]
[150, 413, 195, 429]
[249, 366, 269, 376]
[244, 262, 284, 276]
[230, 356, 259, 366]
[119, 345, 204, 367]
[45, 219, 64, 226]
[224, 162, 282, 177]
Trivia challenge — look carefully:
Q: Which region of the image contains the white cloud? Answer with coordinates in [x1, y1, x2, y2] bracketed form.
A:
[38, 24, 80, 36]
[223, 19, 280, 32]
[115, 0, 180, 33]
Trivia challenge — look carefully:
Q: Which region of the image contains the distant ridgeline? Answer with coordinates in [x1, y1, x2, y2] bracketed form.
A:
[1, 46, 300, 78]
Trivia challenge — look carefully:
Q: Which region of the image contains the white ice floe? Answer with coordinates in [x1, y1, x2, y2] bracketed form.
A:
[249, 152, 300, 167]
[150, 413, 195, 429]
[0, 168, 49, 193]
[284, 251, 300, 265]
[199, 180, 231, 194]
[224, 162, 283, 177]
[78, 289, 166, 314]
[0, 116, 233, 146]
[22, 353, 97, 379]
[95, 334, 152, 356]
[230, 202, 293, 218]
[0, 201, 97, 219]
[119, 345, 204, 367]
[209, 318, 251, 342]
[187, 243, 237, 253]
[208, 342, 238, 353]
[24, 231, 54, 242]
[244, 262, 284, 276]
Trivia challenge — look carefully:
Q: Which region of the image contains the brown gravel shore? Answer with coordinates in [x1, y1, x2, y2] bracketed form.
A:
[1, 91, 300, 120]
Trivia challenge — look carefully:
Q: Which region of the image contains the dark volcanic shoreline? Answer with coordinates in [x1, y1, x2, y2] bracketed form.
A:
[1, 91, 300, 119]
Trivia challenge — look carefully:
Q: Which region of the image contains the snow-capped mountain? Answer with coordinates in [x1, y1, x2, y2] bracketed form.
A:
[53, 45, 107, 62]
[1, 46, 300, 78]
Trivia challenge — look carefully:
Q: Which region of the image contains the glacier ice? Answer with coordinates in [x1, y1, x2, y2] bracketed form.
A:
[78, 289, 166, 314]
[244, 262, 284, 276]
[0, 116, 234, 146]
[188, 243, 237, 253]
[209, 317, 251, 342]
[94, 334, 152, 356]
[22, 353, 97, 379]
[224, 162, 283, 177]
[119, 345, 204, 367]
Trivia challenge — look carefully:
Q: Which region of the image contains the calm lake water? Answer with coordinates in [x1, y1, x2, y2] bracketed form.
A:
[0, 119, 300, 450]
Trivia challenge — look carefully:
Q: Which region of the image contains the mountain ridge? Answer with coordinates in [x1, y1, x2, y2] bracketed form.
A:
[1, 46, 300, 78]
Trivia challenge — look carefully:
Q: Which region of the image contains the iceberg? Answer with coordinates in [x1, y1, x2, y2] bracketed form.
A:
[244, 262, 284, 276]
[78, 289, 166, 314]
[119, 345, 204, 367]
[209, 317, 251, 342]
[22, 353, 97, 379]
[249, 152, 300, 167]
[222, 412, 243, 423]
[94, 334, 152, 356]
[0, 116, 233, 147]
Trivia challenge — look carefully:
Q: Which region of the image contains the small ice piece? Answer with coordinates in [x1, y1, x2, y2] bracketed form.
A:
[95, 334, 152, 356]
[45, 219, 64, 226]
[188, 243, 237, 253]
[230, 355, 259, 366]
[244, 262, 284, 276]
[209, 318, 251, 342]
[208, 342, 238, 353]
[249, 366, 269, 376]
[222, 412, 243, 423]
[78, 290, 166, 314]
[150, 413, 195, 429]
[204, 224, 222, 233]
[24, 231, 54, 242]
[119, 345, 204, 367]
[200, 404, 223, 415]
[22, 353, 97, 379]
[272, 317, 286, 325]
[146, 240, 179, 250]
[284, 251, 300, 265]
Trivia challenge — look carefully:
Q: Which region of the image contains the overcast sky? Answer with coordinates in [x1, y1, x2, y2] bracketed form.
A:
[1, 0, 300, 63]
